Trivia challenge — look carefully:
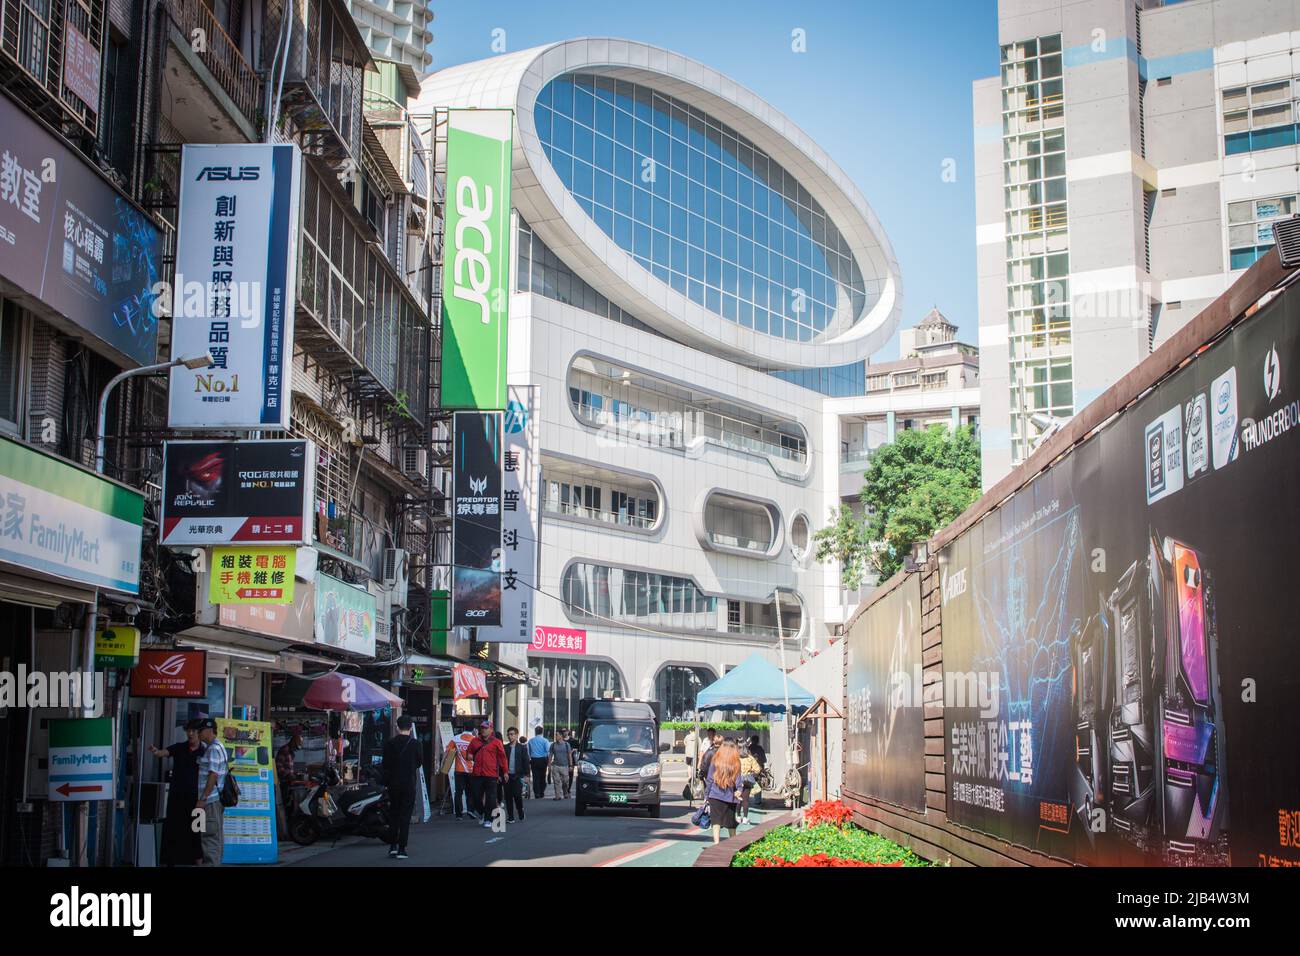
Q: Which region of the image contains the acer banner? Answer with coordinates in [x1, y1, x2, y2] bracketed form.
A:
[452, 411, 502, 627]
[168, 143, 302, 429]
[441, 109, 512, 410]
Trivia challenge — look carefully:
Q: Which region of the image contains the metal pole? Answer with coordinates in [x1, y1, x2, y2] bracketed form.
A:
[95, 355, 209, 474]
[773, 590, 793, 802]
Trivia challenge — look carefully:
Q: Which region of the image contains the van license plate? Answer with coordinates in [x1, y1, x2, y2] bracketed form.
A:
[608, 794, 628, 804]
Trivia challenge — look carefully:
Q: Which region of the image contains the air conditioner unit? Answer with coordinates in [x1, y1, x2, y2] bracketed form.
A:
[402, 446, 427, 484]
[383, 548, 410, 609]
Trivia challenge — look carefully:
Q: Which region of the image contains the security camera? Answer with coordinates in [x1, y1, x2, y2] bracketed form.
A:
[125, 602, 141, 619]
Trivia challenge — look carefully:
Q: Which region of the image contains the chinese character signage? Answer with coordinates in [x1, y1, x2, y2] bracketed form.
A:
[0, 435, 144, 593]
[130, 650, 207, 698]
[933, 280, 1300, 866]
[452, 411, 502, 626]
[168, 143, 301, 429]
[0, 95, 162, 367]
[452, 663, 489, 701]
[843, 574, 924, 812]
[215, 718, 277, 863]
[441, 109, 512, 409]
[314, 573, 377, 658]
[161, 439, 314, 545]
[530, 626, 586, 656]
[62, 25, 102, 110]
[94, 627, 141, 670]
[208, 546, 296, 604]
[493, 386, 539, 642]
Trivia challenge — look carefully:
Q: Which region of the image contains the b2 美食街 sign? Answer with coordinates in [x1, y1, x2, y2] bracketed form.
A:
[168, 143, 301, 430]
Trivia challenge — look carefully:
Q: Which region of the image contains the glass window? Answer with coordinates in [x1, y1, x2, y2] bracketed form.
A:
[0, 300, 25, 430]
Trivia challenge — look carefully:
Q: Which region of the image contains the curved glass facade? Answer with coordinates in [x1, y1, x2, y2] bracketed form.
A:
[535, 72, 868, 342]
[654, 665, 717, 721]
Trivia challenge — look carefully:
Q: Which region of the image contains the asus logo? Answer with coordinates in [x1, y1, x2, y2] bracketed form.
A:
[196, 166, 260, 181]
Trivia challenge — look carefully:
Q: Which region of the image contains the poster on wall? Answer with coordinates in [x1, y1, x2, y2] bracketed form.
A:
[314, 573, 377, 658]
[215, 718, 278, 864]
[844, 574, 925, 811]
[939, 283, 1300, 867]
[161, 439, 314, 545]
[0, 95, 162, 367]
[168, 143, 301, 429]
[208, 546, 296, 604]
[440, 109, 512, 410]
[494, 386, 540, 642]
[452, 411, 502, 626]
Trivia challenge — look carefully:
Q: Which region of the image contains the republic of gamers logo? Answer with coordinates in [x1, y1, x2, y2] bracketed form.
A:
[151, 654, 189, 676]
[469, 475, 488, 495]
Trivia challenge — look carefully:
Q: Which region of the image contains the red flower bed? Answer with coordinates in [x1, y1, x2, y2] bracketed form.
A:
[751, 854, 905, 867]
[802, 799, 855, 828]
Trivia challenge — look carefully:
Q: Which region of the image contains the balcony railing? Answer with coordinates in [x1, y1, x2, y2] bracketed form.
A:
[1, 0, 105, 134]
[573, 401, 807, 464]
[544, 499, 655, 529]
[163, 0, 260, 125]
[707, 531, 768, 552]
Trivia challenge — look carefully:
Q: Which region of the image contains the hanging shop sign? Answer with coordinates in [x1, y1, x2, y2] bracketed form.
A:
[452, 411, 502, 626]
[130, 649, 208, 699]
[492, 386, 540, 642]
[215, 718, 278, 863]
[0, 435, 144, 594]
[62, 25, 102, 110]
[168, 143, 302, 429]
[48, 718, 114, 801]
[161, 439, 314, 545]
[440, 109, 512, 410]
[0, 94, 162, 367]
[453, 663, 489, 701]
[94, 627, 141, 670]
[314, 573, 377, 658]
[208, 545, 297, 604]
[218, 581, 315, 642]
[530, 625, 586, 656]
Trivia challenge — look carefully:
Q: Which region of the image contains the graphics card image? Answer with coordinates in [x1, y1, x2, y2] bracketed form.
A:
[1070, 532, 1228, 865]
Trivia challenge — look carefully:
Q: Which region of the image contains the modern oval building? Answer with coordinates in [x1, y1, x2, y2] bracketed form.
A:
[415, 39, 904, 727]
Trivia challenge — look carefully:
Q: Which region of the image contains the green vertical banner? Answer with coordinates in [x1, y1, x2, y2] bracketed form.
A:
[442, 109, 513, 410]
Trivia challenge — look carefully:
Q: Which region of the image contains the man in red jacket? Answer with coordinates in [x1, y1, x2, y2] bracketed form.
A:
[466, 721, 508, 829]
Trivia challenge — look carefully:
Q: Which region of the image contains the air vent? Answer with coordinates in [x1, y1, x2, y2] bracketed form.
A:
[1272, 215, 1300, 267]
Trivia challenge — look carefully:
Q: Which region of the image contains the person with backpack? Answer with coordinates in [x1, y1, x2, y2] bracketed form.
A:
[194, 718, 230, 865]
[382, 716, 422, 859]
[738, 744, 761, 825]
[548, 729, 573, 799]
[466, 721, 509, 828]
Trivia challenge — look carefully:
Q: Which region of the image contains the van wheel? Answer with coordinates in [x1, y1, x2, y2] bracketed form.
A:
[574, 800, 587, 817]
[647, 803, 661, 818]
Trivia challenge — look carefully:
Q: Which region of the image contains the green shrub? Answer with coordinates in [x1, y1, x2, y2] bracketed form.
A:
[662, 720, 769, 732]
[731, 823, 931, 867]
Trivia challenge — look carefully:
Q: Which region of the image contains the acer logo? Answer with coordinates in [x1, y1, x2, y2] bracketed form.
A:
[451, 174, 495, 324]
[196, 166, 260, 181]
[464, 609, 489, 618]
[469, 475, 488, 495]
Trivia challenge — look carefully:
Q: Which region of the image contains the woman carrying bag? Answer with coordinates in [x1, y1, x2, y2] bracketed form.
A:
[704, 741, 743, 844]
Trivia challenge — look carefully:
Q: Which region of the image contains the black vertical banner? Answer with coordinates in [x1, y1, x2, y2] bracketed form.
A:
[453, 411, 503, 626]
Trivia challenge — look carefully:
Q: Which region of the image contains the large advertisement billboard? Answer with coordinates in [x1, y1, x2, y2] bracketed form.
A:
[0, 94, 162, 367]
[844, 574, 926, 811]
[161, 439, 313, 545]
[939, 285, 1300, 867]
[452, 411, 502, 626]
[441, 109, 512, 410]
[495, 386, 540, 642]
[168, 143, 301, 429]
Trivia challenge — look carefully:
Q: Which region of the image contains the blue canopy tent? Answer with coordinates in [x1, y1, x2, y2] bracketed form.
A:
[689, 655, 813, 807]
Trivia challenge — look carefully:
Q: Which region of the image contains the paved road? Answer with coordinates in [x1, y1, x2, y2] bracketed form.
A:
[281, 762, 777, 868]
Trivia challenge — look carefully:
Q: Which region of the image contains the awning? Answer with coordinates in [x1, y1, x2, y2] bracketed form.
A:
[696, 654, 814, 713]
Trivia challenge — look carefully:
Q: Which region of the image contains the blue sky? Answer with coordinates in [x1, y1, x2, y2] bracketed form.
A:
[427, 0, 999, 359]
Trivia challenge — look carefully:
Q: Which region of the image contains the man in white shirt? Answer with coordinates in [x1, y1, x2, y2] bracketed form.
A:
[195, 718, 229, 865]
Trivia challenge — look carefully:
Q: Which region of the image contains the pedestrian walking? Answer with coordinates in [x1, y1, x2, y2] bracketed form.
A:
[503, 727, 529, 822]
[444, 728, 475, 818]
[381, 716, 422, 859]
[548, 729, 573, 799]
[149, 719, 206, 866]
[748, 734, 766, 772]
[527, 726, 550, 798]
[194, 718, 228, 865]
[738, 744, 761, 825]
[467, 721, 509, 828]
[697, 728, 718, 783]
[562, 728, 578, 793]
[705, 740, 743, 844]
[274, 733, 302, 809]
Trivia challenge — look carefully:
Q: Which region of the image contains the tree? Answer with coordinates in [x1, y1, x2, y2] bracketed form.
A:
[814, 425, 981, 585]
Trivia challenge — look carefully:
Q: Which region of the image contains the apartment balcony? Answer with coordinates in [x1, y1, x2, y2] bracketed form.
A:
[0, 0, 106, 137]
[698, 491, 781, 559]
[541, 457, 663, 535]
[160, 0, 260, 140]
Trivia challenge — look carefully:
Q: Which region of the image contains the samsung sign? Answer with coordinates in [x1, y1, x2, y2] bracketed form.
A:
[167, 144, 302, 430]
[441, 109, 512, 410]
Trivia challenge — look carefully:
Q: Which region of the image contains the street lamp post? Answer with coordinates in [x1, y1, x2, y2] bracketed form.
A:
[94, 353, 212, 475]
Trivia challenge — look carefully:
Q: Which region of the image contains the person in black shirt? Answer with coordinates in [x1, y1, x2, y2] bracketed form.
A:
[748, 735, 767, 771]
[150, 719, 206, 866]
[381, 716, 422, 860]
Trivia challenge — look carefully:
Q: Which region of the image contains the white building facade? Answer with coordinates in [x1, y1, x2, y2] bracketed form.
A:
[416, 39, 903, 726]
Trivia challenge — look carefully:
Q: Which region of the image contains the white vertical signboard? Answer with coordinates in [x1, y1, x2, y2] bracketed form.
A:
[168, 144, 302, 429]
[497, 385, 540, 642]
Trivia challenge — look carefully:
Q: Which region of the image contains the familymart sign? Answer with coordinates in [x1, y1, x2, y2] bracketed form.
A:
[441, 109, 513, 410]
[0, 437, 145, 593]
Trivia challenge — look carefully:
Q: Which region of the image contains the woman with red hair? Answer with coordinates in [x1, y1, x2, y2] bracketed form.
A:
[705, 740, 743, 843]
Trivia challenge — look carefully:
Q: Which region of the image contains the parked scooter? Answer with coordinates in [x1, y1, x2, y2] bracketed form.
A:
[288, 764, 395, 846]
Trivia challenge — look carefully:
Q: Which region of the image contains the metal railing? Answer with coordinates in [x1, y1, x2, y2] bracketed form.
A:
[574, 401, 807, 464]
[163, 0, 260, 126]
[544, 499, 656, 529]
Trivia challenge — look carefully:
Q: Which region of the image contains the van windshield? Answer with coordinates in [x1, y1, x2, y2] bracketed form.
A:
[582, 721, 656, 754]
